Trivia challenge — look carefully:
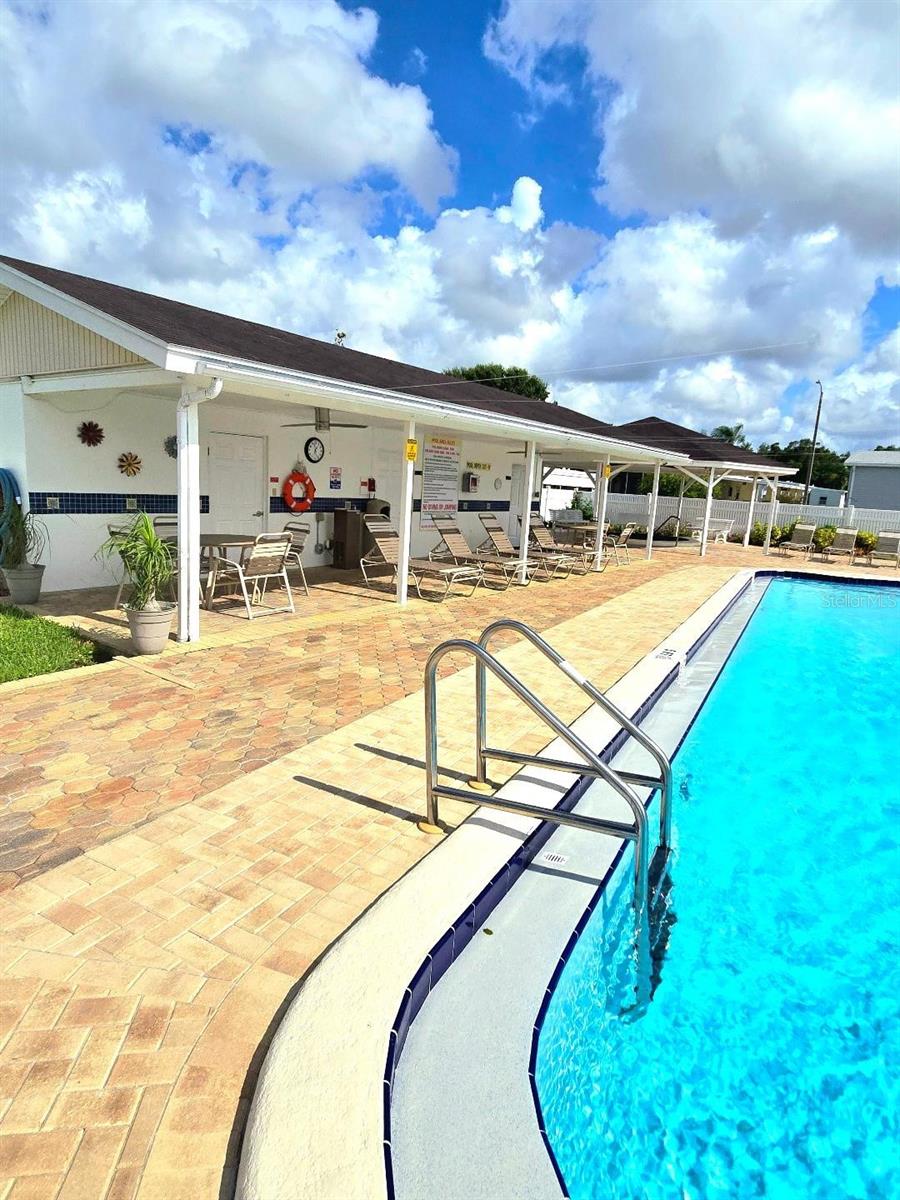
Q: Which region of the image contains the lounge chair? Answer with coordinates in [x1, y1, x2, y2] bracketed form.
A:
[477, 513, 573, 579]
[207, 532, 295, 619]
[361, 516, 482, 600]
[283, 521, 311, 597]
[820, 527, 858, 562]
[429, 516, 534, 588]
[528, 517, 596, 573]
[868, 530, 900, 568]
[778, 522, 816, 558]
[604, 522, 637, 565]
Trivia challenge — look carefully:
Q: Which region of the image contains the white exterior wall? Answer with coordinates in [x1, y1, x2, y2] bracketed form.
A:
[20, 390, 520, 592]
[0, 380, 28, 503]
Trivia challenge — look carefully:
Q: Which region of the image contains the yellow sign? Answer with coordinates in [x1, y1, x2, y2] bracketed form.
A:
[405, 439, 419, 462]
[602, 464, 612, 479]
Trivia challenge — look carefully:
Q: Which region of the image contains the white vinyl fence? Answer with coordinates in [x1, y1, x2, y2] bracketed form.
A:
[591, 493, 900, 535]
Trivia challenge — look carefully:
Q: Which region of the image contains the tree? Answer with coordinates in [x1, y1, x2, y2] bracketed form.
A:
[636, 472, 706, 498]
[756, 439, 849, 490]
[445, 363, 550, 401]
[874, 444, 900, 451]
[709, 422, 751, 449]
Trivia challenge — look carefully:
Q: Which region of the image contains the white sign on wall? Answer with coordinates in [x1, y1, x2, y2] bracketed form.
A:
[420, 434, 460, 527]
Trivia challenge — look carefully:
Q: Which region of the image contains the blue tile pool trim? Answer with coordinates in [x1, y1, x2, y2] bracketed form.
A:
[29, 492, 210, 515]
[381, 568, 900, 1196]
[381, 657, 683, 1197]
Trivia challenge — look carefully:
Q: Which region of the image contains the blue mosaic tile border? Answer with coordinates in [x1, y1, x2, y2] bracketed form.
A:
[269, 496, 370, 515]
[29, 492, 210, 515]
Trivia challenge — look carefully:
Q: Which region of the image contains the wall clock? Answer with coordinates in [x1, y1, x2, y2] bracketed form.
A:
[304, 436, 325, 464]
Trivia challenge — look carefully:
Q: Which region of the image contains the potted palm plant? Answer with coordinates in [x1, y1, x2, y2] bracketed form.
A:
[1, 503, 48, 604]
[99, 513, 175, 654]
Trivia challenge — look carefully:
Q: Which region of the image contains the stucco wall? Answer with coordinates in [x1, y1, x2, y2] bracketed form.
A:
[0, 381, 28, 502]
[848, 466, 900, 510]
[21, 390, 525, 592]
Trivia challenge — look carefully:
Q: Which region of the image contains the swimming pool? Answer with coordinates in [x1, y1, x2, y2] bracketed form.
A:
[535, 577, 900, 1199]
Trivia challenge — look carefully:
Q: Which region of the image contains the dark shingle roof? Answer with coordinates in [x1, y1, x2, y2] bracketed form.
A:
[0, 255, 627, 441]
[610, 416, 786, 471]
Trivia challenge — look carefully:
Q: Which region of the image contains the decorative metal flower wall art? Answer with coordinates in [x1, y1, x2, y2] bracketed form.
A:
[77, 420, 104, 447]
[118, 452, 142, 477]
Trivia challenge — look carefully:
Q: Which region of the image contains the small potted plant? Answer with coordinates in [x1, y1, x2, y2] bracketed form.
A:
[99, 513, 175, 654]
[1, 502, 48, 604]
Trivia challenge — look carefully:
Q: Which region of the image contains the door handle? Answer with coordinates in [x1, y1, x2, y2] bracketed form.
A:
[252, 510, 264, 517]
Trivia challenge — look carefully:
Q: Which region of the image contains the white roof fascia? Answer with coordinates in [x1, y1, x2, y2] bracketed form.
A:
[0, 262, 170, 367]
[0, 265, 690, 463]
[181, 350, 686, 463]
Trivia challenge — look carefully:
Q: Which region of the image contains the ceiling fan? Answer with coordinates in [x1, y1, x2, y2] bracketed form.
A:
[281, 407, 367, 430]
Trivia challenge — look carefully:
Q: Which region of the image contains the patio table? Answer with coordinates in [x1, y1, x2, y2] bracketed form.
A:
[551, 520, 608, 546]
[163, 533, 258, 608]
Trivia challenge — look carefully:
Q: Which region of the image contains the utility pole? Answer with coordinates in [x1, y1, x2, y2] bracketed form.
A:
[803, 380, 824, 505]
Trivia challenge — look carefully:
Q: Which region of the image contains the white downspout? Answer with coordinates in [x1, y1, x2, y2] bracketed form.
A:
[396, 420, 416, 606]
[177, 377, 222, 643]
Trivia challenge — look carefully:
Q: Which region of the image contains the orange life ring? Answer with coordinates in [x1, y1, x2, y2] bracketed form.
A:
[283, 469, 316, 513]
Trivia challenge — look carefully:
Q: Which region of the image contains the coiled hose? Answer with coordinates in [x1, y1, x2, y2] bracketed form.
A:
[0, 469, 22, 567]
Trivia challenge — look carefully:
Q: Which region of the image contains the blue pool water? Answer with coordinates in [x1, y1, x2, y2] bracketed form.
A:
[535, 578, 900, 1199]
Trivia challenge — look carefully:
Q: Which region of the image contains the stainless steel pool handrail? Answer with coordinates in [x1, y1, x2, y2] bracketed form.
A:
[424, 638, 649, 920]
[476, 619, 673, 853]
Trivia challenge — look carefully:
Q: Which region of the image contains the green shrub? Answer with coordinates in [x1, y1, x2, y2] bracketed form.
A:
[570, 490, 594, 521]
[855, 530, 877, 553]
[812, 523, 837, 551]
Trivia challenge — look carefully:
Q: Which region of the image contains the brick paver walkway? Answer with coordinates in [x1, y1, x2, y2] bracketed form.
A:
[0, 551, 886, 1199]
[1, 558, 694, 889]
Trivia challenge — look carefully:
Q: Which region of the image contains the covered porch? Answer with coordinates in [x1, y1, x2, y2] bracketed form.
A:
[17, 365, 679, 647]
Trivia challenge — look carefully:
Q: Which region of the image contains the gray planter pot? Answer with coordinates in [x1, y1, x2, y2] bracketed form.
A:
[125, 604, 175, 654]
[1, 563, 45, 605]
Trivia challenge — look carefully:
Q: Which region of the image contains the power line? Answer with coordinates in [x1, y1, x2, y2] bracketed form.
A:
[394, 338, 816, 391]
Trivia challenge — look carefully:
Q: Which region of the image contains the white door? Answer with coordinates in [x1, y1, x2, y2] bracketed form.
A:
[508, 462, 525, 545]
[207, 432, 266, 535]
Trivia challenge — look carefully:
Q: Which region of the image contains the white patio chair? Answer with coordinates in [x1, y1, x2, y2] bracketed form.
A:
[283, 521, 311, 597]
[206, 533, 295, 619]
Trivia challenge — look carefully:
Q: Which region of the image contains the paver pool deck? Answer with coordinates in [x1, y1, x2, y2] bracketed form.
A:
[0, 549, 884, 1199]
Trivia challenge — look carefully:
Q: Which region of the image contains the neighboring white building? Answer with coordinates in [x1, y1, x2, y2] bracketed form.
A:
[846, 451, 900, 510]
[774, 481, 846, 507]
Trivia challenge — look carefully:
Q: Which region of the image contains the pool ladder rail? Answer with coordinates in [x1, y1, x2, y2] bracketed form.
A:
[423, 619, 673, 930]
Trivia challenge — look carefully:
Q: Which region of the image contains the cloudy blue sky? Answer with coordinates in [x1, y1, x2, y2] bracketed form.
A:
[1, 0, 898, 448]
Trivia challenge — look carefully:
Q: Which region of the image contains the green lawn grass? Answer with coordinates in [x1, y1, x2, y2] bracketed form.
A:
[0, 605, 108, 683]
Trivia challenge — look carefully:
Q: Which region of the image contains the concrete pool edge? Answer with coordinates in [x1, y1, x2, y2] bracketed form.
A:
[235, 567, 894, 1200]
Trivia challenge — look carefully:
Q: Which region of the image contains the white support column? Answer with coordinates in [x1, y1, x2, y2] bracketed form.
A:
[699, 469, 716, 558]
[176, 396, 201, 643]
[592, 456, 610, 571]
[763, 476, 779, 555]
[176, 377, 222, 643]
[396, 419, 416, 605]
[675, 474, 686, 535]
[645, 461, 662, 559]
[518, 440, 537, 584]
[743, 474, 759, 547]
